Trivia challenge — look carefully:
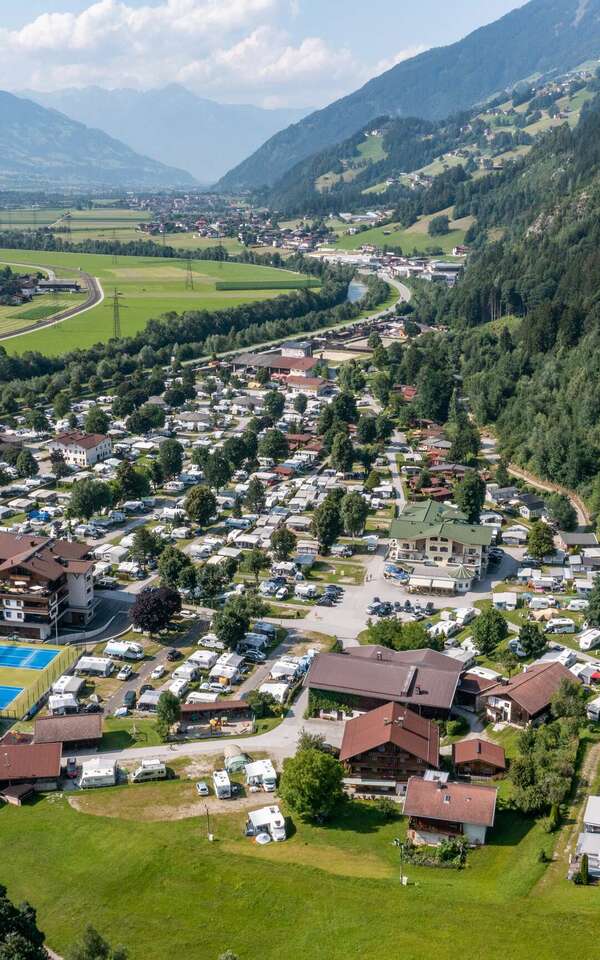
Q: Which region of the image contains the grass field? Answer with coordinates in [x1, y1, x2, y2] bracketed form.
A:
[1, 771, 599, 960]
[0, 249, 312, 355]
[335, 208, 472, 254]
[0, 292, 87, 337]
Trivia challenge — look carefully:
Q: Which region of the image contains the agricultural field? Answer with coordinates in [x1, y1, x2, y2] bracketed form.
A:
[0, 248, 314, 355]
[0, 206, 151, 242]
[1, 767, 598, 960]
[334, 208, 472, 255]
[0, 292, 87, 338]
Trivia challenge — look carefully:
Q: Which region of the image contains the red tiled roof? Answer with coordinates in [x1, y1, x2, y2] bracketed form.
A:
[404, 776, 497, 827]
[285, 376, 325, 389]
[53, 431, 109, 449]
[34, 714, 102, 745]
[340, 701, 439, 766]
[0, 742, 61, 780]
[485, 662, 579, 717]
[452, 738, 506, 770]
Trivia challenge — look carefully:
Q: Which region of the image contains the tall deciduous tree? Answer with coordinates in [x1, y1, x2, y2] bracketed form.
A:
[185, 485, 217, 526]
[279, 748, 344, 822]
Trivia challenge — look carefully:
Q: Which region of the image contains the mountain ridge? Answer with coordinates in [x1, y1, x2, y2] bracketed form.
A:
[20, 85, 310, 185]
[0, 90, 197, 189]
[217, 0, 600, 191]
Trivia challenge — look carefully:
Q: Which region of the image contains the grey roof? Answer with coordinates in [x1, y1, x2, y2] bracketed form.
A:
[305, 646, 461, 711]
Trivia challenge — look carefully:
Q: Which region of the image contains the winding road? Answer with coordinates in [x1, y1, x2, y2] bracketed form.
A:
[0, 267, 104, 343]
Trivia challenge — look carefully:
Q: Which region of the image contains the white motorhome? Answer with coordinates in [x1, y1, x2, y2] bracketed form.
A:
[579, 628, 600, 652]
[246, 805, 286, 841]
[172, 663, 200, 683]
[295, 583, 318, 600]
[245, 758, 277, 792]
[544, 618, 576, 635]
[80, 760, 117, 789]
[104, 640, 144, 661]
[213, 769, 232, 799]
[131, 759, 167, 783]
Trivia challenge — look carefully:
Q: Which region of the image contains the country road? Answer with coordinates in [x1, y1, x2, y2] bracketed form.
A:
[507, 464, 591, 528]
[0, 269, 104, 343]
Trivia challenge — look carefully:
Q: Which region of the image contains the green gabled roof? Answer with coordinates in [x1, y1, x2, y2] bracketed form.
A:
[389, 499, 493, 548]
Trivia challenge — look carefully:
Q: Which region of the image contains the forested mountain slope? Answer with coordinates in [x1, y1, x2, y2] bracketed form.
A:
[426, 95, 600, 497]
[217, 0, 600, 191]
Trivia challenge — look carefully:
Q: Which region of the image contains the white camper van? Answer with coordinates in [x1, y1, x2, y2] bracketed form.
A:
[131, 759, 167, 783]
[246, 805, 286, 841]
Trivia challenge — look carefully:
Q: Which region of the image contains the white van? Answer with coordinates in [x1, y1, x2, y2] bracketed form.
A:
[131, 759, 167, 783]
[544, 618, 576, 635]
[213, 769, 232, 799]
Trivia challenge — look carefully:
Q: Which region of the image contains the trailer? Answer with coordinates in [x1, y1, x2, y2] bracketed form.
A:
[104, 640, 144, 661]
[579, 628, 600, 651]
[80, 760, 117, 789]
[213, 769, 232, 799]
[74, 656, 114, 678]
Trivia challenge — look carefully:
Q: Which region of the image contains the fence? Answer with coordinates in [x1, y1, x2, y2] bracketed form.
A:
[0, 643, 79, 722]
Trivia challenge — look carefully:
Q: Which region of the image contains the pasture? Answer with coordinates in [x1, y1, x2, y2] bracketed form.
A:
[0, 249, 313, 355]
[334, 208, 472, 254]
[0, 774, 598, 960]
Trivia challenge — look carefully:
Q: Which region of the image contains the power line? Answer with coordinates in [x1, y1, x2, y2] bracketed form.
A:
[112, 288, 122, 339]
[185, 257, 194, 290]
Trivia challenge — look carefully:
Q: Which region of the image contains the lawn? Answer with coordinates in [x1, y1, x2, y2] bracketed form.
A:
[307, 560, 366, 586]
[0, 248, 312, 355]
[1, 785, 597, 960]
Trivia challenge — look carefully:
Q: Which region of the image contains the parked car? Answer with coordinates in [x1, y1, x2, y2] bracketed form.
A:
[117, 665, 133, 681]
[166, 649, 182, 662]
[83, 702, 103, 714]
[66, 757, 78, 779]
[123, 690, 136, 708]
[151, 665, 166, 680]
[196, 781, 210, 796]
[243, 650, 267, 664]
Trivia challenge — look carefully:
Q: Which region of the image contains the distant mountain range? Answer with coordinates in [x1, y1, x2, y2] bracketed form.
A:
[21, 85, 309, 186]
[217, 0, 600, 191]
[0, 90, 196, 189]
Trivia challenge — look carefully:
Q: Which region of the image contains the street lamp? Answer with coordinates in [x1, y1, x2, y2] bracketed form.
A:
[393, 837, 405, 885]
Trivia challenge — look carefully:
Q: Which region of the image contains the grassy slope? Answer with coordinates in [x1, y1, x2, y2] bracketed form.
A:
[1, 786, 598, 960]
[335, 208, 472, 254]
[0, 249, 308, 355]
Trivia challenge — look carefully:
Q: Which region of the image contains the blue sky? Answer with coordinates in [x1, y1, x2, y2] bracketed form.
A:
[0, 0, 529, 106]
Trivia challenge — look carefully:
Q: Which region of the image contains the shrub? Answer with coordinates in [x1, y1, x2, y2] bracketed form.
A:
[376, 797, 398, 821]
[446, 717, 469, 737]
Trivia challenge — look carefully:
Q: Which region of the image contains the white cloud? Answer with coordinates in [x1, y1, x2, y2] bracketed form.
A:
[372, 45, 429, 78]
[0, 0, 417, 108]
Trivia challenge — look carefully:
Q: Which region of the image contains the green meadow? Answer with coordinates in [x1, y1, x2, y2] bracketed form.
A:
[0, 248, 311, 355]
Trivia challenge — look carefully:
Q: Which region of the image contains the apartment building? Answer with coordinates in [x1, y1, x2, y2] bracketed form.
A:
[0, 533, 96, 640]
[50, 431, 112, 468]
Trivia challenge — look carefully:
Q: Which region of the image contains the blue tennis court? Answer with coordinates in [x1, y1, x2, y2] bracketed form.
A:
[0, 645, 60, 670]
[0, 685, 24, 708]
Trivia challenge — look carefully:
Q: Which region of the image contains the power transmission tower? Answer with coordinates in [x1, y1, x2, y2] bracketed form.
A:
[185, 257, 194, 290]
[112, 288, 122, 339]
